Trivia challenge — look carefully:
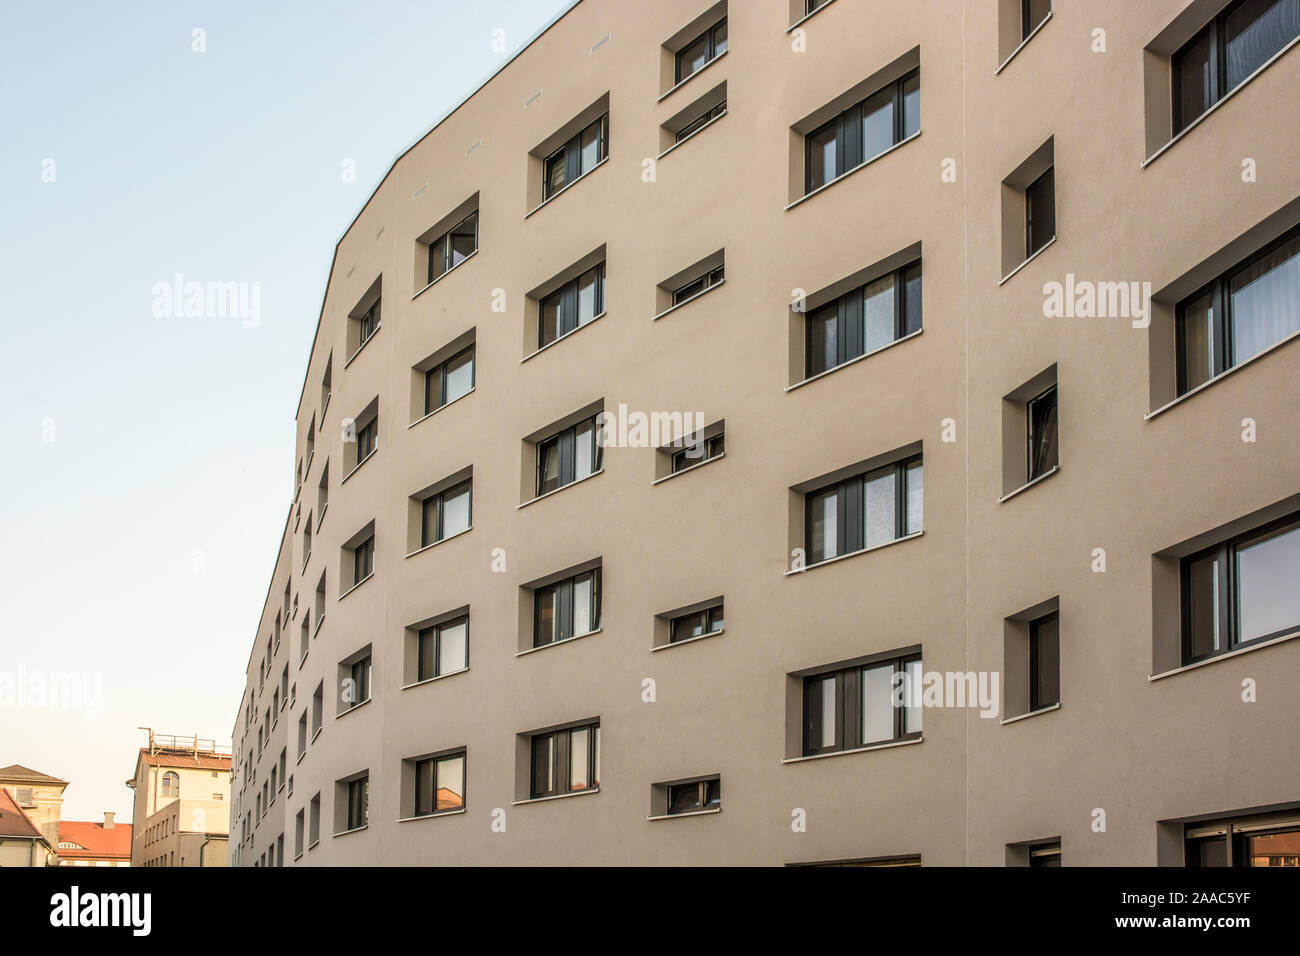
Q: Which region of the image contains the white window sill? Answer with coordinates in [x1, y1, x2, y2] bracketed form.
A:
[314, 614, 325, 638]
[652, 627, 724, 652]
[296, 752, 305, 766]
[525, 157, 609, 220]
[408, 387, 475, 429]
[1145, 329, 1300, 420]
[344, 326, 382, 370]
[398, 808, 467, 823]
[518, 468, 604, 509]
[301, 550, 311, 574]
[315, 504, 327, 532]
[785, 530, 923, 576]
[401, 666, 469, 690]
[652, 452, 724, 485]
[647, 807, 722, 822]
[412, 249, 479, 301]
[332, 825, 368, 838]
[781, 735, 922, 765]
[999, 236, 1056, 286]
[994, 11, 1052, 75]
[340, 448, 378, 485]
[657, 110, 727, 160]
[405, 525, 473, 559]
[311, 728, 323, 744]
[652, 280, 725, 321]
[337, 698, 372, 719]
[511, 787, 601, 806]
[1000, 703, 1060, 725]
[998, 464, 1060, 503]
[337, 572, 374, 601]
[1149, 629, 1300, 682]
[520, 312, 606, 364]
[787, 0, 839, 31]
[657, 49, 727, 103]
[786, 330, 923, 392]
[307, 839, 319, 852]
[516, 627, 602, 657]
[785, 131, 921, 211]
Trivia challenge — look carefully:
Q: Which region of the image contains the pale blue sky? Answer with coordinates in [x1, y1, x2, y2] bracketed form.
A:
[0, 0, 570, 821]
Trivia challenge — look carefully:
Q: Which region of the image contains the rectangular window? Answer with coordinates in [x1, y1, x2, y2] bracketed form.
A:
[1182, 512, 1300, 663]
[346, 776, 368, 831]
[805, 69, 919, 193]
[670, 604, 724, 643]
[1176, 226, 1300, 395]
[668, 778, 721, 814]
[297, 712, 307, 757]
[802, 654, 922, 756]
[357, 300, 380, 346]
[308, 793, 321, 845]
[1025, 166, 1056, 258]
[672, 266, 724, 306]
[676, 101, 727, 142]
[671, 433, 724, 473]
[806, 456, 922, 564]
[539, 264, 605, 348]
[1026, 384, 1059, 480]
[417, 616, 469, 681]
[353, 535, 374, 585]
[413, 752, 466, 816]
[356, 418, 378, 460]
[675, 18, 728, 83]
[543, 114, 608, 200]
[1029, 611, 1060, 710]
[534, 570, 601, 647]
[294, 810, 304, 857]
[1186, 811, 1300, 866]
[1173, 0, 1300, 134]
[347, 655, 371, 709]
[530, 722, 600, 799]
[1029, 842, 1062, 867]
[427, 211, 478, 284]
[805, 262, 921, 377]
[420, 481, 472, 547]
[536, 416, 603, 496]
[424, 346, 475, 414]
[311, 682, 323, 735]
[1023, 0, 1051, 38]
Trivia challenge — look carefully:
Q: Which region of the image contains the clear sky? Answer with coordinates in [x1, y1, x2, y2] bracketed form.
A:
[0, 0, 571, 822]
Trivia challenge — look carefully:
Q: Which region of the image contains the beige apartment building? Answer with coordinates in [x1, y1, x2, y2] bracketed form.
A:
[126, 733, 231, 867]
[231, 0, 1300, 866]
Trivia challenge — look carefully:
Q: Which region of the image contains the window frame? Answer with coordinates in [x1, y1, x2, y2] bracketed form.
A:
[538, 263, 606, 348]
[804, 455, 923, 565]
[667, 778, 721, 814]
[413, 751, 467, 817]
[803, 68, 920, 194]
[1024, 166, 1056, 259]
[801, 653, 923, 756]
[426, 211, 479, 285]
[671, 433, 724, 473]
[1025, 383, 1059, 481]
[535, 415, 603, 497]
[529, 722, 600, 799]
[804, 261, 922, 378]
[542, 114, 609, 201]
[675, 101, 727, 142]
[423, 345, 476, 415]
[672, 266, 724, 306]
[1028, 610, 1061, 711]
[533, 569, 602, 648]
[417, 615, 469, 681]
[420, 480, 472, 548]
[674, 18, 728, 84]
[1022, 0, 1051, 40]
[352, 535, 374, 585]
[345, 776, 369, 831]
[357, 300, 380, 346]
[669, 603, 724, 643]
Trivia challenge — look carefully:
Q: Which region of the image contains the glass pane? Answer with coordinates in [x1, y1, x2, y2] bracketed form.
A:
[440, 486, 471, 538]
[807, 304, 838, 375]
[902, 72, 920, 139]
[864, 466, 898, 548]
[903, 659, 923, 733]
[415, 759, 434, 816]
[438, 620, 467, 674]
[540, 294, 560, 346]
[818, 676, 836, 749]
[1031, 615, 1061, 708]
[418, 627, 435, 681]
[1025, 0, 1051, 37]
[573, 574, 593, 636]
[449, 213, 477, 268]
[1235, 524, 1300, 641]
[1189, 836, 1229, 867]
[577, 267, 600, 325]
[674, 276, 705, 304]
[538, 441, 559, 494]
[1174, 28, 1214, 131]
[1225, 0, 1300, 89]
[862, 664, 895, 744]
[428, 239, 448, 283]
[593, 727, 600, 787]
[810, 488, 838, 562]
[1244, 827, 1300, 866]
[669, 784, 701, 814]
[531, 735, 554, 796]
[575, 420, 595, 479]
[709, 605, 724, 632]
[807, 124, 837, 191]
[443, 350, 473, 404]
[1186, 552, 1221, 658]
[569, 727, 590, 791]
[863, 274, 896, 352]
[902, 263, 922, 335]
[672, 611, 706, 642]
[677, 35, 709, 80]
[435, 756, 464, 811]
[1228, 235, 1300, 367]
[545, 152, 566, 196]
[905, 460, 924, 535]
[580, 122, 601, 174]
[1028, 387, 1059, 479]
[704, 779, 721, 806]
[421, 496, 438, 546]
[861, 86, 895, 161]
[1026, 168, 1056, 256]
[536, 587, 556, 645]
[712, 20, 728, 56]
[1178, 289, 1216, 392]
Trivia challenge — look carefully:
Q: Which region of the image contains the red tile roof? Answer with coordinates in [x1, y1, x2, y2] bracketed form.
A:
[137, 749, 231, 771]
[58, 820, 133, 861]
[0, 787, 45, 840]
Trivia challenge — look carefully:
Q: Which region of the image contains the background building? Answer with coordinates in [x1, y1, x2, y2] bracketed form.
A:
[126, 732, 231, 867]
[56, 812, 132, 867]
[0, 765, 66, 855]
[0, 787, 55, 867]
[231, 0, 1300, 866]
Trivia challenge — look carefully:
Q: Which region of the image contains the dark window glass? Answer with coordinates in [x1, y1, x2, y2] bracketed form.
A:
[534, 415, 603, 496]
[542, 115, 608, 200]
[1176, 227, 1300, 395]
[1029, 612, 1060, 710]
[357, 300, 380, 344]
[427, 212, 479, 284]
[349, 656, 370, 707]
[1023, 0, 1051, 39]
[1182, 514, 1300, 664]
[1029, 843, 1061, 867]
[414, 753, 465, 816]
[668, 780, 719, 814]
[417, 617, 469, 681]
[539, 264, 605, 347]
[1187, 815, 1300, 866]
[529, 722, 599, 799]
[804, 70, 919, 194]
[671, 431, 724, 472]
[346, 777, 368, 830]
[534, 570, 601, 647]
[421, 481, 472, 547]
[669, 604, 724, 643]
[805, 457, 922, 564]
[675, 19, 727, 84]
[1025, 167, 1056, 258]
[424, 346, 475, 415]
[676, 102, 727, 142]
[1026, 385, 1059, 480]
[802, 653, 922, 756]
[357, 419, 377, 460]
[804, 261, 922, 378]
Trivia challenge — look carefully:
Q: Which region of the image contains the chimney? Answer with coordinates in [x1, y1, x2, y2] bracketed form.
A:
[103, 811, 115, 829]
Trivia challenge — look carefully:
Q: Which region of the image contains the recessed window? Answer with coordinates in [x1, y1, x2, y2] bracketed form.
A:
[343, 652, 371, 710]
[294, 810, 305, 857]
[1176, 225, 1300, 395]
[805, 456, 923, 564]
[311, 682, 323, 735]
[321, 355, 332, 412]
[1022, 0, 1050, 38]
[1029, 611, 1060, 710]
[1173, 0, 1299, 134]
[536, 416, 603, 496]
[308, 793, 321, 845]
[1026, 384, 1059, 481]
[418, 616, 468, 680]
[1025, 166, 1056, 259]
[534, 570, 601, 647]
[672, 266, 724, 306]
[352, 534, 374, 585]
[424, 346, 475, 415]
[676, 18, 727, 83]
[802, 653, 922, 756]
[421, 481, 471, 547]
[297, 711, 307, 758]
[161, 771, 179, 797]
[1185, 810, 1300, 866]
[346, 775, 369, 831]
[671, 603, 724, 643]
[671, 433, 724, 474]
[677, 101, 726, 142]
[357, 417, 377, 460]
[530, 722, 600, 799]
[427, 211, 478, 285]
[668, 778, 721, 814]
[1029, 841, 1062, 867]
[1182, 512, 1300, 664]
[317, 464, 329, 519]
[539, 264, 605, 348]
[805, 262, 921, 378]
[805, 70, 919, 194]
[543, 114, 608, 200]
[358, 300, 379, 347]
[414, 751, 465, 816]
